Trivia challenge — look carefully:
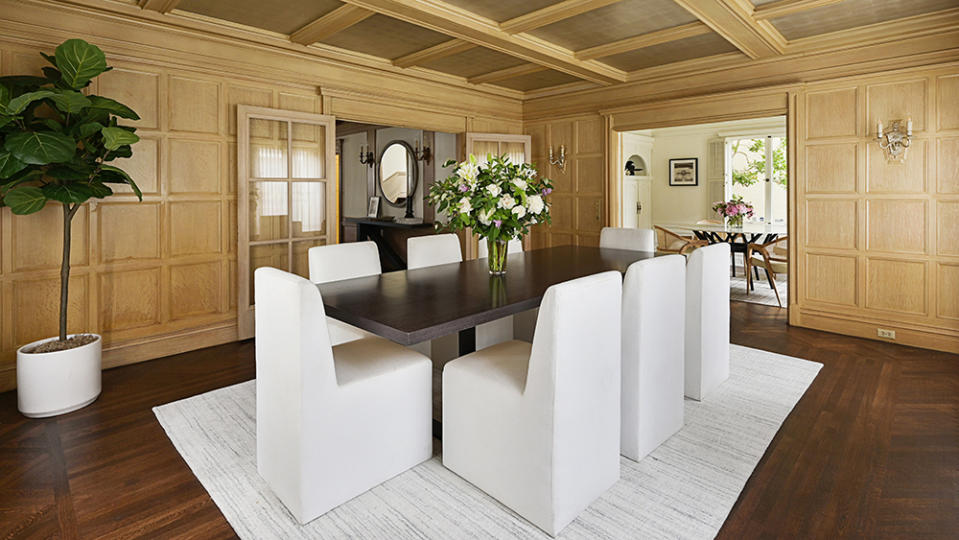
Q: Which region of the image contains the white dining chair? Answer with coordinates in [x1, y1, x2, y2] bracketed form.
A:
[442, 271, 622, 536]
[307, 241, 379, 346]
[621, 255, 685, 462]
[600, 227, 656, 252]
[407, 233, 463, 269]
[476, 237, 527, 347]
[685, 242, 730, 400]
[254, 267, 432, 524]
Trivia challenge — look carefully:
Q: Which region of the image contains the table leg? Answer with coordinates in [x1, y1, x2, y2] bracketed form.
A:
[458, 327, 476, 356]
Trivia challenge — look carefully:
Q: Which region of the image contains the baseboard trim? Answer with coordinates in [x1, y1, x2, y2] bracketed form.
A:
[795, 310, 959, 354]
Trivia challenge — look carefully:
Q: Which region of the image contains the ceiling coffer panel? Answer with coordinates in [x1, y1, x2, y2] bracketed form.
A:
[419, 47, 529, 79]
[528, 0, 699, 52]
[319, 14, 452, 59]
[440, 0, 560, 23]
[769, 0, 959, 40]
[493, 69, 582, 91]
[177, 0, 344, 35]
[600, 32, 740, 71]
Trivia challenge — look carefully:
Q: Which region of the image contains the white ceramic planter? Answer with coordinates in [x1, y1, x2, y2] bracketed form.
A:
[17, 334, 102, 418]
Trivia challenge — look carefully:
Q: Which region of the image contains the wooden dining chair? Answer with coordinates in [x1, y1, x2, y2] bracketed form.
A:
[654, 226, 707, 255]
[745, 236, 789, 307]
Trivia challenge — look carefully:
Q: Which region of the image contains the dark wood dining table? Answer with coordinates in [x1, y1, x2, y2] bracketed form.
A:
[317, 245, 664, 354]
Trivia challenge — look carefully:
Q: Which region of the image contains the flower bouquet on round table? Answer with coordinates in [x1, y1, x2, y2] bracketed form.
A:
[712, 195, 754, 228]
[427, 154, 553, 275]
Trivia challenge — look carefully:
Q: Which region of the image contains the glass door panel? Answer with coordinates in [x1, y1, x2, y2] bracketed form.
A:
[291, 181, 327, 238]
[250, 119, 289, 178]
[291, 239, 325, 279]
[249, 181, 289, 241]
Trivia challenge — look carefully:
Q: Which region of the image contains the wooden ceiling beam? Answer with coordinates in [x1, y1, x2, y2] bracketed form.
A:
[575, 21, 712, 60]
[338, 0, 627, 85]
[468, 63, 548, 85]
[290, 5, 375, 45]
[499, 0, 624, 34]
[138, 0, 180, 13]
[671, 0, 785, 58]
[392, 39, 476, 68]
[753, 0, 845, 20]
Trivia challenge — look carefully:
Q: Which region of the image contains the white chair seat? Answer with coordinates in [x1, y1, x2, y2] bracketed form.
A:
[445, 340, 530, 395]
[327, 318, 375, 346]
[333, 337, 431, 386]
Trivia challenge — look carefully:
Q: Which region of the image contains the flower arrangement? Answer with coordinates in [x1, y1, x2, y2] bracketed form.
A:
[712, 195, 754, 227]
[427, 154, 553, 274]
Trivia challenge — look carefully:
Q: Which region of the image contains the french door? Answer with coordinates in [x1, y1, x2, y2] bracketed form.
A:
[464, 132, 532, 258]
[237, 106, 337, 339]
[726, 134, 787, 224]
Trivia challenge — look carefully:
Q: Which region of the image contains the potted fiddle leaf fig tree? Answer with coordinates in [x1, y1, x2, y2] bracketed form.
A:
[1, 39, 142, 417]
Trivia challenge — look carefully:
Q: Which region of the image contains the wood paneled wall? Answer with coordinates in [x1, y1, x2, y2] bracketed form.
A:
[526, 114, 607, 248]
[793, 67, 959, 353]
[0, 6, 522, 392]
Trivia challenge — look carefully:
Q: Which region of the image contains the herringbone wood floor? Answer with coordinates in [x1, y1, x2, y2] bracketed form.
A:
[1, 302, 956, 539]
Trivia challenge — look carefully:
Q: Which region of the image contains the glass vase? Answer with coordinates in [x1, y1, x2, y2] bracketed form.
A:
[486, 238, 508, 276]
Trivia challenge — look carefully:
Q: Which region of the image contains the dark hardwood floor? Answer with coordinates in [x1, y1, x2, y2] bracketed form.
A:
[1, 302, 957, 539]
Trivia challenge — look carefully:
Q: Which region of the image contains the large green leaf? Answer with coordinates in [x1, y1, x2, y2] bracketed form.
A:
[6, 90, 56, 115]
[0, 151, 27, 179]
[46, 164, 89, 181]
[48, 89, 91, 114]
[42, 182, 93, 204]
[100, 126, 139, 150]
[4, 131, 76, 165]
[87, 96, 139, 121]
[0, 84, 9, 111]
[99, 164, 142, 200]
[54, 39, 107, 90]
[88, 182, 113, 198]
[3, 186, 47, 214]
[0, 76, 49, 90]
[75, 121, 103, 138]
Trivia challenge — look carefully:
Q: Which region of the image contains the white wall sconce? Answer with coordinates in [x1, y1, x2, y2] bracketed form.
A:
[549, 144, 567, 172]
[876, 118, 912, 163]
[358, 144, 375, 168]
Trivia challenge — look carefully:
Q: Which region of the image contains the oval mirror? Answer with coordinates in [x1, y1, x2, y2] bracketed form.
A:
[378, 141, 417, 206]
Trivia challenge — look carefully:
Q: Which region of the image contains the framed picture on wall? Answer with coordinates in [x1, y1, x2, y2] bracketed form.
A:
[367, 196, 381, 218]
[668, 158, 698, 186]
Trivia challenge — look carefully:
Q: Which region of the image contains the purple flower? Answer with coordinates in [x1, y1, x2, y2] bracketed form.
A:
[493, 219, 502, 227]
[458, 184, 469, 192]
[542, 187, 553, 196]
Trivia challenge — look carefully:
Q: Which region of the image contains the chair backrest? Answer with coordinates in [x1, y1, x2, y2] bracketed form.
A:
[528, 271, 622, 490]
[254, 267, 336, 502]
[685, 243, 730, 380]
[308, 241, 381, 284]
[622, 255, 685, 379]
[476, 238, 524, 258]
[600, 227, 656, 252]
[407, 233, 463, 269]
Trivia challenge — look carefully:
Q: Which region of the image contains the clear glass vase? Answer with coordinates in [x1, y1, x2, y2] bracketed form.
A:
[486, 238, 508, 275]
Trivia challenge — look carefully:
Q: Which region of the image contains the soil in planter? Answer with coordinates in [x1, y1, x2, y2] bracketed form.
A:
[24, 334, 98, 354]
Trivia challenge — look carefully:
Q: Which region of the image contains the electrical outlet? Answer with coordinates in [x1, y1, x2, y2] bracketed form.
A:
[877, 328, 896, 339]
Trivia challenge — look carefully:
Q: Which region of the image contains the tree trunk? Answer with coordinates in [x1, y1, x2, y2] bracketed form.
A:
[59, 203, 73, 342]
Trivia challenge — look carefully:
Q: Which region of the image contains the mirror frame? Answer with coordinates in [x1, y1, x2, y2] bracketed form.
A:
[377, 140, 418, 207]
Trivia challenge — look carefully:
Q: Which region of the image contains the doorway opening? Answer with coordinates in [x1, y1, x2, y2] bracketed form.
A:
[618, 115, 789, 309]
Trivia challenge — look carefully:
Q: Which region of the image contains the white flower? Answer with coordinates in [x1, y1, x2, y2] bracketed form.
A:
[458, 197, 472, 214]
[478, 207, 494, 226]
[527, 194, 545, 215]
[457, 161, 479, 183]
[521, 166, 535, 179]
[486, 184, 501, 197]
[512, 178, 528, 191]
[511, 205, 527, 219]
[498, 194, 516, 210]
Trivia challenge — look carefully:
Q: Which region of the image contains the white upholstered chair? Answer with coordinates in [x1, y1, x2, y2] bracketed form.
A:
[407, 233, 463, 269]
[621, 255, 685, 462]
[307, 241, 379, 346]
[443, 272, 622, 536]
[685, 242, 730, 400]
[600, 227, 656, 252]
[254, 267, 432, 524]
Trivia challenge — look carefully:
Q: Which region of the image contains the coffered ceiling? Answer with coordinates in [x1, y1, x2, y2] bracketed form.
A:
[141, 0, 958, 95]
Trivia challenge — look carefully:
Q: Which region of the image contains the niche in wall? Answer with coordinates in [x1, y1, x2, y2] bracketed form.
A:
[624, 154, 648, 176]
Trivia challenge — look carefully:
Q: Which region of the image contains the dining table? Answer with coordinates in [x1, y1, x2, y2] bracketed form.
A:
[317, 245, 664, 355]
[657, 221, 786, 276]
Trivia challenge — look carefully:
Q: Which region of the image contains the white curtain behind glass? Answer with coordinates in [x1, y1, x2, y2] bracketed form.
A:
[292, 183, 325, 233]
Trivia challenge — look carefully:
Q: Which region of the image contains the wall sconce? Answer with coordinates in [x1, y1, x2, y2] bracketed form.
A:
[549, 144, 567, 172]
[358, 144, 375, 168]
[876, 118, 912, 163]
[413, 139, 431, 164]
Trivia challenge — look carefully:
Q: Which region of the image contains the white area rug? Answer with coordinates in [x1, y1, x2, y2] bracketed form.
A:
[154, 344, 821, 539]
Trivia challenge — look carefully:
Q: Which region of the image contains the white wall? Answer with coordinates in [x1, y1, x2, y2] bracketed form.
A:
[340, 132, 369, 218]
